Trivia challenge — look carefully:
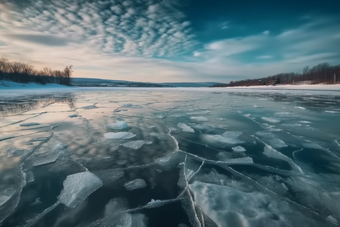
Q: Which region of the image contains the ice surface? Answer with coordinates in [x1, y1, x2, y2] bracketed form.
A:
[6, 148, 30, 157]
[0, 188, 16, 206]
[189, 110, 211, 115]
[68, 114, 78, 118]
[232, 146, 246, 152]
[325, 110, 339, 114]
[33, 142, 69, 166]
[106, 121, 131, 130]
[26, 171, 35, 183]
[19, 122, 40, 127]
[122, 103, 142, 108]
[123, 140, 145, 150]
[82, 105, 97, 109]
[58, 172, 103, 208]
[0, 136, 15, 141]
[261, 117, 281, 123]
[255, 131, 287, 149]
[189, 181, 315, 227]
[302, 142, 324, 150]
[104, 132, 136, 140]
[178, 123, 195, 133]
[190, 116, 209, 122]
[124, 178, 147, 191]
[93, 169, 124, 185]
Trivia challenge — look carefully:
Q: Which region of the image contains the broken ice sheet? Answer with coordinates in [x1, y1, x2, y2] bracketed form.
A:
[203, 131, 244, 145]
[232, 146, 246, 152]
[190, 116, 209, 122]
[122, 140, 145, 149]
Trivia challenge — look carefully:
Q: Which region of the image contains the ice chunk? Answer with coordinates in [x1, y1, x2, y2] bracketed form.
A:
[124, 178, 147, 191]
[68, 114, 78, 118]
[19, 122, 40, 127]
[299, 121, 311, 124]
[255, 131, 287, 148]
[0, 188, 16, 206]
[295, 106, 306, 110]
[144, 140, 153, 145]
[106, 121, 131, 130]
[190, 116, 209, 122]
[325, 110, 339, 114]
[327, 215, 338, 225]
[232, 146, 246, 152]
[33, 142, 69, 166]
[104, 132, 136, 140]
[26, 171, 35, 183]
[204, 131, 244, 145]
[302, 142, 324, 150]
[177, 123, 195, 133]
[58, 172, 103, 208]
[261, 117, 281, 123]
[123, 140, 145, 150]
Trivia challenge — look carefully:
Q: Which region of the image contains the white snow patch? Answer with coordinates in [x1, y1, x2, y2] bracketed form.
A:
[295, 106, 306, 110]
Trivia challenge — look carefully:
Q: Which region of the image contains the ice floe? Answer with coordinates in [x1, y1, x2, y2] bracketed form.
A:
[178, 123, 195, 133]
[190, 116, 209, 122]
[261, 117, 281, 123]
[104, 132, 136, 140]
[58, 172, 103, 208]
[123, 140, 145, 150]
[124, 178, 147, 191]
[106, 121, 131, 130]
[232, 146, 246, 152]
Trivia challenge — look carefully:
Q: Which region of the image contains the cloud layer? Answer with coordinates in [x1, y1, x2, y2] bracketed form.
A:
[0, 0, 339, 82]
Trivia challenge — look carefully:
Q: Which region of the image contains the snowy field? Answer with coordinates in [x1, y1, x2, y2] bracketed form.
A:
[0, 88, 340, 227]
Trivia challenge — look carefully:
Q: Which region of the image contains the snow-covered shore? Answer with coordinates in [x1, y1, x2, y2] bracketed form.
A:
[224, 84, 340, 91]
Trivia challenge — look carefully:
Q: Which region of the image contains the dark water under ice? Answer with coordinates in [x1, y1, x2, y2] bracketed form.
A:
[0, 88, 340, 227]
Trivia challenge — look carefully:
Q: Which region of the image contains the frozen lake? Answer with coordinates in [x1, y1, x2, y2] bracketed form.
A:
[0, 88, 340, 227]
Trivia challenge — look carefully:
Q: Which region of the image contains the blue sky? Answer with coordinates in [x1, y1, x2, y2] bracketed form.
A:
[0, 0, 339, 82]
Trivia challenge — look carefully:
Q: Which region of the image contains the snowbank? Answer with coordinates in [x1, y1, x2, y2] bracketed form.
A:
[225, 84, 340, 91]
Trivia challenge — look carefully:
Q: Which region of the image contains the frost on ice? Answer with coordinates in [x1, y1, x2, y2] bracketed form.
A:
[123, 140, 145, 150]
[106, 121, 131, 131]
[104, 132, 136, 140]
[58, 172, 103, 208]
[177, 123, 195, 133]
[124, 178, 147, 191]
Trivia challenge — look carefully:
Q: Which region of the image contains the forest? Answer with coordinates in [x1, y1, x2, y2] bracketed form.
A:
[212, 63, 340, 87]
[0, 58, 72, 86]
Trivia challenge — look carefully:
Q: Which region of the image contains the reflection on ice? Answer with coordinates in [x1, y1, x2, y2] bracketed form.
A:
[1, 89, 340, 227]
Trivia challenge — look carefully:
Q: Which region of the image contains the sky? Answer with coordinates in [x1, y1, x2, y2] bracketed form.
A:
[0, 0, 340, 83]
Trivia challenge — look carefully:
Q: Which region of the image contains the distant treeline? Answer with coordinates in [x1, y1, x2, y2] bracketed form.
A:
[213, 63, 340, 87]
[0, 58, 72, 85]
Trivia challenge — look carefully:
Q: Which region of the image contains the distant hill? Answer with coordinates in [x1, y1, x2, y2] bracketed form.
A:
[71, 78, 221, 87]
